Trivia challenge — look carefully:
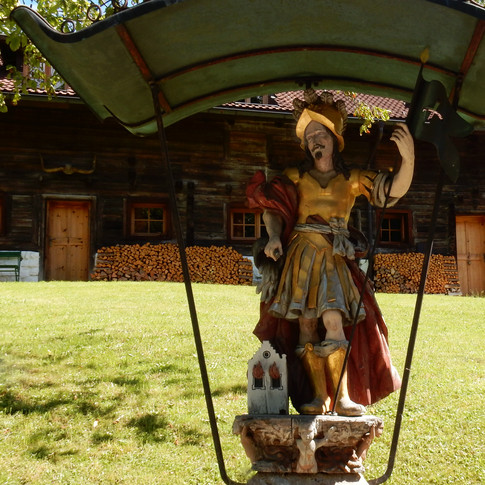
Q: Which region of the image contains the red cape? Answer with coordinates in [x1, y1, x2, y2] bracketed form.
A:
[247, 170, 401, 410]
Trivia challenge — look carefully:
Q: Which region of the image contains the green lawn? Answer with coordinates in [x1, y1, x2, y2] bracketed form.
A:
[0, 282, 483, 484]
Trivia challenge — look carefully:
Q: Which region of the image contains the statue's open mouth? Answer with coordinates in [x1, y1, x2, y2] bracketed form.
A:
[314, 146, 325, 160]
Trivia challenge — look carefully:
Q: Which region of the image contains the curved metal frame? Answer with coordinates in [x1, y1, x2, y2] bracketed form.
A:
[368, 171, 445, 484]
[146, 54, 465, 480]
[150, 76, 449, 483]
[150, 83, 243, 485]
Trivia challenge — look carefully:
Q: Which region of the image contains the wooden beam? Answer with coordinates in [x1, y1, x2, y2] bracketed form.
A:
[451, 19, 485, 105]
[115, 24, 173, 114]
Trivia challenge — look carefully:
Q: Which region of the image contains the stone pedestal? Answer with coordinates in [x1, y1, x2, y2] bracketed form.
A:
[247, 472, 369, 484]
[233, 414, 382, 479]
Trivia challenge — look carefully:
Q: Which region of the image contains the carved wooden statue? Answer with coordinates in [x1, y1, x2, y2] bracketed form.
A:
[247, 89, 414, 415]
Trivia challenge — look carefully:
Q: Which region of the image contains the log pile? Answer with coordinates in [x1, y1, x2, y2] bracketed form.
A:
[91, 243, 253, 285]
[373, 253, 460, 294]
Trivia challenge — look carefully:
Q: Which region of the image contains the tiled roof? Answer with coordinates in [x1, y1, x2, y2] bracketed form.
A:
[224, 90, 408, 121]
[0, 77, 76, 97]
[1, 75, 407, 120]
[276, 91, 408, 120]
[222, 99, 288, 112]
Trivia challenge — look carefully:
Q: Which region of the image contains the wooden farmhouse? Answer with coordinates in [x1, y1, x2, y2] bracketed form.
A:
[1, 37, 484, 293]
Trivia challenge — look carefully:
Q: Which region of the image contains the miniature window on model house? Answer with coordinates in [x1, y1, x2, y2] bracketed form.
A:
[130, 202, 169, 237]
[252, 362, 265, 389]
[269, 362, 282, 390]
[378, 210, 412, 246]
[230, 209, 266, 241]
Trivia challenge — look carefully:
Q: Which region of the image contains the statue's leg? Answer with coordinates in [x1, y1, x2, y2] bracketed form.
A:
[297, 317, 329, 414]
[321, 309, 346, 340]
[322, 310, 366, 417]
[298, 316, 319, 346]
[298, 342, 330, 415]
[326, 344, 365, 416]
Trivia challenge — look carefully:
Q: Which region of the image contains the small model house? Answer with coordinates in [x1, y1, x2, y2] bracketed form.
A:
[247, 340, 288, 415]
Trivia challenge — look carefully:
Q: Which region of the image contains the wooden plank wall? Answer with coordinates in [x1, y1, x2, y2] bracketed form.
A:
[0, 101, 483, 262]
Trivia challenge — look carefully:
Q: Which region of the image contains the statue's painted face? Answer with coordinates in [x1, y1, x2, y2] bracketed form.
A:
[305, 121, 334, 162]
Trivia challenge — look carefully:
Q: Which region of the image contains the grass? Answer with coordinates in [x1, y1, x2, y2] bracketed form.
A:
[0, 282, 483, 484]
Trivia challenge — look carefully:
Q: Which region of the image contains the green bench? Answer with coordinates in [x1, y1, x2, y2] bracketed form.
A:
[0, 251, 22, 281]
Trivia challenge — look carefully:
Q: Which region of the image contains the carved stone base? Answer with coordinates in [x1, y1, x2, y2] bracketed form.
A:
[247, 472, 369, 484]
[233, 414, 383, 476]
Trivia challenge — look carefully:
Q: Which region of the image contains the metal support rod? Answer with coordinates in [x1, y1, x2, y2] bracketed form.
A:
[150, 84, 243, 485]
[330, 168, 395, 415]
[331, 127, 397, 416]
[369, 169, 445, 485]
[366, 121, 385, 278]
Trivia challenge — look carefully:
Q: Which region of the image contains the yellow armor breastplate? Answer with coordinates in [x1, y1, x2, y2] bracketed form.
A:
[292, 171, 358, 224]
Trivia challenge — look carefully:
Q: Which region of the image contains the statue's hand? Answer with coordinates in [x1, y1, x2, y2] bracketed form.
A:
[390, 124, 414, 163]
[388, 124, 415, 198]
[264, 236, 283, 261]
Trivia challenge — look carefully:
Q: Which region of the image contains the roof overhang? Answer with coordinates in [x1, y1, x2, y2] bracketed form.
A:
[11, 0, 485, 136]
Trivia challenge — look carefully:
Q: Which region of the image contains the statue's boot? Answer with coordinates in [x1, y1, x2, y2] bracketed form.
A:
[298, 343, 330, 415]
[325, 341, 366, 417]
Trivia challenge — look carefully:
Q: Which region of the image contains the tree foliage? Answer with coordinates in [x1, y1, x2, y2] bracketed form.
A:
[0, 1, 144, 111]
[353, 99, 390, 135]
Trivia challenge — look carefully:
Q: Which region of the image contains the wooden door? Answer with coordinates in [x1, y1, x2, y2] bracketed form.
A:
[45, 200, 91, 281]
[456, 215, 485, 295]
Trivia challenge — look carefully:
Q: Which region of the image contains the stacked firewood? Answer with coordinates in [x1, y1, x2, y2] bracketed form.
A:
[91, 243, 253, 285]
[373, 253, 460, 294]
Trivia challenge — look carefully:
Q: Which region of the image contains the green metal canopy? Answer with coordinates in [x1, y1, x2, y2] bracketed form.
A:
[11, 0, 485, 135]
[10, 4, 484, 484]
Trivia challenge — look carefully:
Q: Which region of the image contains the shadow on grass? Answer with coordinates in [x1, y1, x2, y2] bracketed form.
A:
[40, 353, 73, 365]
[74, 399, 118, 417]
[29, 426, 69, 444]
[127, 413, 173, 443]
[27, 427, 79, 462]
[149, 363, 178, 374]
[29, 445, 78, 462]
[76, 374, 148, 395]
[111, 376, 143, 387]
[0, 389, 71, 415]
[211, 383, 246, 397]
[92, 431, 115, 444]
[27, 380, 57, 389]
[0, 387, 121, 418]
[29, 445, 52, 460]
[127, 413, 210, 446]
[178, 424, 210, 446]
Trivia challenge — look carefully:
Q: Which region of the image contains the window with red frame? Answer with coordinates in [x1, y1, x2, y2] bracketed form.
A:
[229, 208, 266, 241]
[378, 210, 412, 246]
[128, 201, 169, 238]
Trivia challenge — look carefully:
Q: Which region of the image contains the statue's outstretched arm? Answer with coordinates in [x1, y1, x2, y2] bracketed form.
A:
[388, 124, 415, 199]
